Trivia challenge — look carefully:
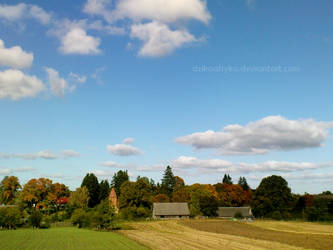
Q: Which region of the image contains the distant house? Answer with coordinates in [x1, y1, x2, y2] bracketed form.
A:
[217, 207, 252, 218]
[152, 202, 190, 219]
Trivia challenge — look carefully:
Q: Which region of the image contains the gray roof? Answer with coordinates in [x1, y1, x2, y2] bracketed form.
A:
[217, 207, 252, 217]
[153, 202, 190, 216]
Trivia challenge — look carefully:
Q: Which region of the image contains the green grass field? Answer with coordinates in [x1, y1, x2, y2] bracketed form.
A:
[0, 227, 147, 250]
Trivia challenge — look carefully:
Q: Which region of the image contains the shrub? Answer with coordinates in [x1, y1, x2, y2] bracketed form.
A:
[270, 211, 282, 220]
[29, 210, 42, 228]
[234, 212, 244, 219]
[0, 207, 22, 229]
[71, 209, 89, 228]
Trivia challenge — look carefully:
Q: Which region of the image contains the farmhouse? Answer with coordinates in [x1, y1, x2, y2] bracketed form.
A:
[217, 207, 252, 218]
[152, 202, 190, 219]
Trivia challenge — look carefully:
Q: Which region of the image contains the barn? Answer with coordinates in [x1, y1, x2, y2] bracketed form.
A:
[217, 207, 252, 218]
[152, 202, 190, 219]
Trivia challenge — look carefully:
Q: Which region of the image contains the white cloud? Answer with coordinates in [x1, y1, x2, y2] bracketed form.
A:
[45, 67, 74, 97]
[0, 168, 11, 175]
[131, 21, 197, 57]
[175, 116, 333, 155]
[0, 69, 45, 100]
[0, 3, 51, 24]
[59, 28, 101, 55]
[109, 0, 211, 24]
[0, 3, 26, 21]
[92, 169, 114, 177]
[172, 156, 333, 174]
[107, 144, 142, 156]
[61, 150, 80, 158]
[100, 161, 117, 167]
[136, 165, 165, 172]
[0, 150, 58, 160]
[0, 167, 36, 175]
[123, 137, 134, 144]
[28, 5, 51, 25]
[0, 39, 33, 69]
[69, 72, 87, 83]
[83, 0, 112, 22]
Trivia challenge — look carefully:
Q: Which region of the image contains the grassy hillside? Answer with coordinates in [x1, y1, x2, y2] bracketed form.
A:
[0, 227, 147, 250]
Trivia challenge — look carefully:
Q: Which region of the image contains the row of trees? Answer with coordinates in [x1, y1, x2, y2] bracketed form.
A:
[1, 166, 333, 230]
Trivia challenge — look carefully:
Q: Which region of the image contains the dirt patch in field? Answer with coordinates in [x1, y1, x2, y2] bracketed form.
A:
[120, 220, 304, 250]
[181, 220, 333, 250]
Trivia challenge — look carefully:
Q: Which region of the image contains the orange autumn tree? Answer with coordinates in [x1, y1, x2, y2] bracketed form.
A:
[152, 193, 170, 203]
[20, 178, 69, 209]
[215, 183, 252, 207]
[0, 176, 21, 205]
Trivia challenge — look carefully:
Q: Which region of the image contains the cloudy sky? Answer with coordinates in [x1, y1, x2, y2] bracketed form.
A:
[0, 0, 333, 193]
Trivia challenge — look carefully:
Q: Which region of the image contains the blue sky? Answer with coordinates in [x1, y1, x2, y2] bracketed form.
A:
[0, 0, 333, 193]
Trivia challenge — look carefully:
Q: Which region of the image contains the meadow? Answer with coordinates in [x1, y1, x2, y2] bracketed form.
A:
[1, 220, 333, 249]
[0, 227, 147, 250]
[120, 219, 333, 250]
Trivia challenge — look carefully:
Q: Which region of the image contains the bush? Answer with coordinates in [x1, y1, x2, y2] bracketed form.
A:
[29, 210, 42, 228]
[71, 209, 89, 228]
[270, 211, 282, 220]
[0, 207, 22, 229]
[234, 212, 244, 219]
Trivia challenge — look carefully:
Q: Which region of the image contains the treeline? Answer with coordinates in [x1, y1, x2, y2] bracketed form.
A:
[0, 166, 333, 230]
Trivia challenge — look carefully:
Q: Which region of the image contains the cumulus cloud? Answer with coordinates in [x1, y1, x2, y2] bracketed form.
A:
[45, 67, 75, 97]
[0, 167, 36, 175]
[107, 0, 211, 24]
[59, 28, 101, 55]
[123, 137, 134, 144]
[83, 0, 210, 56]
[172, 156, 333, 174]
[0, 69, 45, 100]
[107, 143, 142, 156]
[0, 3, 51, 24]
[130, 21, 197, 57]
[61, 150, 80, 158]
[0, 39, 33, 69]
[176, 116, 333, 155]
[92, 169, 114, 177]
[100, 161, 117, 167]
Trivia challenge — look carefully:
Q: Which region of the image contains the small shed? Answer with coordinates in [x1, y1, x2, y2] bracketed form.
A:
[217, 207, 252, 218]
[152, 202, 190, 219]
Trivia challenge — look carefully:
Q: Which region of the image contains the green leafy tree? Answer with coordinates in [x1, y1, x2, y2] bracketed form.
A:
[199, 195, 218, 217]
[71, 209, 88, 228]
[111, 170, 129, 197]
[222, 174, 233, 185]
[81, 173, 100, 207]
[29, 210, 42, 228]
[252, 175, 293, 218]
[69, 186, 90, 209]
[238, 177, 250, 191]
[161, 166, 176, 197]
[118, 177, 153, 218]
[99, 180, 110, 201]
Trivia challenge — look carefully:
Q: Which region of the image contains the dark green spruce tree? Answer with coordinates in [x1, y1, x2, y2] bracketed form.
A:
[222, 174, 233, 185]
[161, 166, 176, 198]
[238, 177, 250, 191]
[111, 170, 129, 197]
[81, 173, 100, 207]
[99, 179, 110, 201]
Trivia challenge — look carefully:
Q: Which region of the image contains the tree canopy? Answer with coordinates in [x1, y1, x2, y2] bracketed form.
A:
[81, 173, 100, 207]
[111, 170, 129, 197]
[252, 175, 293, 218]
[161, 166, 176, 197]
